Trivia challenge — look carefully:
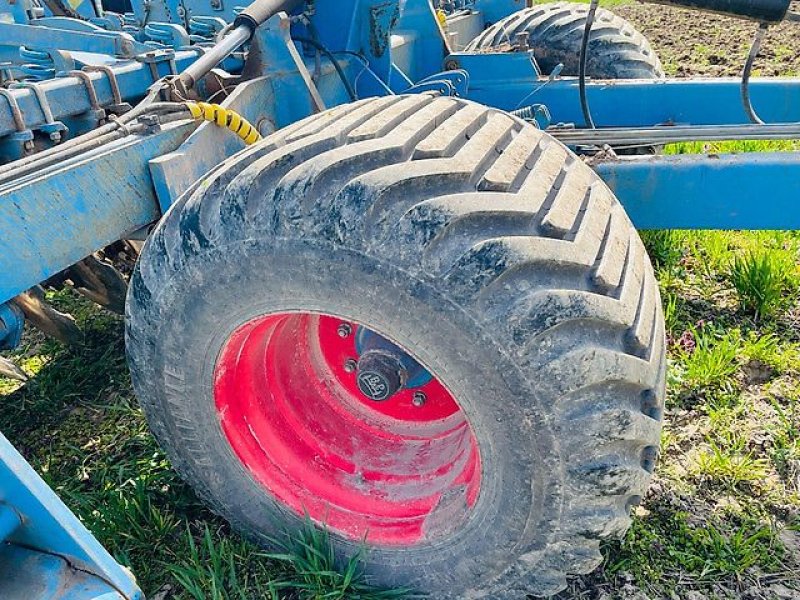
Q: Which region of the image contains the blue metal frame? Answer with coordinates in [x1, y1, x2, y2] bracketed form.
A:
[0, 432, 142, 599]
[1, 0, 799, 324]
[2, 1, 800, 596]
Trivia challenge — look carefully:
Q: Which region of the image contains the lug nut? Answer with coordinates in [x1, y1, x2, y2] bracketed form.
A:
[343, 358, 357, 373]
[337, 323, 352, 338]
[412, 392, 427, 407]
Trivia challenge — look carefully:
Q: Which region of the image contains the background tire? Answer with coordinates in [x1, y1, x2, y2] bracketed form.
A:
[466, 1, 664, 80]
[126, 96, 666, 598]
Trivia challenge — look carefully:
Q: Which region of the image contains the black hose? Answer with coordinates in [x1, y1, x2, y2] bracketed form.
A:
[579, 0, 599, 129]
[293, 36, 358, 102]
[741, 22, 768, 125]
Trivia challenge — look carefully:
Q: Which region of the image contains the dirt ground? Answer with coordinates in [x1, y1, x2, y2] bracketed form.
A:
[614, 1, 800, 77]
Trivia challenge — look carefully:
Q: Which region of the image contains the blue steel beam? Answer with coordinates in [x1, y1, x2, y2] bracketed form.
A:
[594, 152, 800, 230]
[0, 22, 152, 57]
[455, 52, 800, 126]
[0, 50, 202, 140]
[0, 120, 195, 306]
[0, 432, 142, 599]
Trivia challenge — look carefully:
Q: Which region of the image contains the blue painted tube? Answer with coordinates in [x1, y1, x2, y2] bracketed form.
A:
[594, 152, 800, 229]
[455, 51, 800, 126]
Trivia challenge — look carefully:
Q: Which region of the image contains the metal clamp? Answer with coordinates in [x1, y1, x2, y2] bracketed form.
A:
[14, 80, 68, 143]
[0, 88, 34, 154]
[69, 70, 107, 125]
[83, 64, 132, 115]
[135, 49, 179, 83]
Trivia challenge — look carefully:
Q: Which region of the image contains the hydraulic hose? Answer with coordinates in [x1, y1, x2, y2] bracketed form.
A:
[639, 0, 790, 22]
[176, 0, 302, 92]
[0, 100, 185, 186]
[293, 36, 358, 102]
[741, 22, 768, 125]
[185, 102, 262, 144]
[578, 0, 599, 129]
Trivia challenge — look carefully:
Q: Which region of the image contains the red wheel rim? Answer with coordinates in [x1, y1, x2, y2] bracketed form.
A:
[213, 313, 482, 546]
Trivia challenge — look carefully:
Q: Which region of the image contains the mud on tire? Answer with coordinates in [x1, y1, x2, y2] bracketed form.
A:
[467, 1, 664, 80]
[126, 95, 666, 598]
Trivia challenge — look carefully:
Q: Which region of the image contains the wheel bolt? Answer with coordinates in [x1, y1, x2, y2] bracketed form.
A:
[337, 323, 352, 338]
[343, 358, 357, 373]
[412, 392, 426, 407]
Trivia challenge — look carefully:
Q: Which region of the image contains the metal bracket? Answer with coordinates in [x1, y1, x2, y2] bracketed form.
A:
[0, 88, 34, 156]
[68, 69, 107, 125]
[144, 22, 191, 48]
[13, 80, 68, 143]
[135, 48, 179, 81]
[83, 64, 133, 115]
[404, 68, 469, 96]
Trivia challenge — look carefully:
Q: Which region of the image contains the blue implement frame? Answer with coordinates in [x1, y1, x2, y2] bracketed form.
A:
[0, 431, 142, 599]
[1, 0, 800, 597]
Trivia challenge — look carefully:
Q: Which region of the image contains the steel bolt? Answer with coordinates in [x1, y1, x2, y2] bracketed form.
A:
[337, 323, 352, 338]
[412, 392, 426, 407]
[444, 59, 459, 71]
[344, 358, 357, 373]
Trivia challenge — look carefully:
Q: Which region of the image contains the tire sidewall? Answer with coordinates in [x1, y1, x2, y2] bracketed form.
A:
[127, 236, 563, 596]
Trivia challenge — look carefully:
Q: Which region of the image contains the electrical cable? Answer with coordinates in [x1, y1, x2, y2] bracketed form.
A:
[579, 0, 599, 129]
[293, 36, 358, 101]
[332, 50, 394, 96]
[742, 22, 768, 125]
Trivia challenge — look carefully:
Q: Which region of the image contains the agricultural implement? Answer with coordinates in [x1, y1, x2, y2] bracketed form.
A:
[0, 0, 799, 597]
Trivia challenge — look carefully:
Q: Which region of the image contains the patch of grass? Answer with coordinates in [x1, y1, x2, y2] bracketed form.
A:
[170, 526, 279, 600]
[265, 519, 410, 600]
[741, 331, 800, 374]
[665, 139, 800, 155]
[606, 509, 784, 587]
[729, 249, 798, 319]
[689, 441, 770, 490]
[677, 326, 740, 392]
[770, 396, 800, 478]
[640, 230, 686, 270]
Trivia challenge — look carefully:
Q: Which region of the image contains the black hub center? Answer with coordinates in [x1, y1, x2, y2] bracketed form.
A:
[355, 351, 406, 402]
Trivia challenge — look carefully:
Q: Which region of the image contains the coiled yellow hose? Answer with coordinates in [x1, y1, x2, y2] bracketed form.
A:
[184, 102, 262, 145]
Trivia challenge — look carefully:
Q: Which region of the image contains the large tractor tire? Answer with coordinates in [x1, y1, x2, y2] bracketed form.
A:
[466, 2, 664, 80]
[126, 96, 666, 598]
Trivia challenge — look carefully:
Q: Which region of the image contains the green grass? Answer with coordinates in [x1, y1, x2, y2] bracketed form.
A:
[607, 510, 785, 587]
[729, 249, 798, 319]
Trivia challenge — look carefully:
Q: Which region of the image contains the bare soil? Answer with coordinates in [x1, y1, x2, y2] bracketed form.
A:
[614, 1, 800, 77]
